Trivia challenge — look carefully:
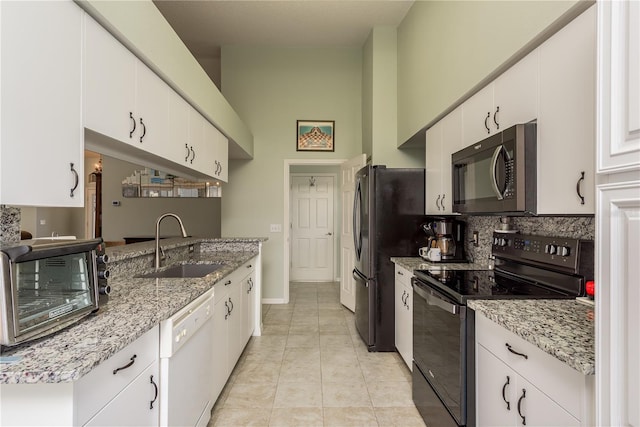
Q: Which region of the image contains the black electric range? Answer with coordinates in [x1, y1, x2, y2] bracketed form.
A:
[411, 232, 594, 427]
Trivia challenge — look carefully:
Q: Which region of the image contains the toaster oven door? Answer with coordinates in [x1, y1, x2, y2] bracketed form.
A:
[11, 251, 99, 343]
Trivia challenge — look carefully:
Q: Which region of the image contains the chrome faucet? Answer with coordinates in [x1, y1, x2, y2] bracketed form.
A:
[155, 213, 188, 271]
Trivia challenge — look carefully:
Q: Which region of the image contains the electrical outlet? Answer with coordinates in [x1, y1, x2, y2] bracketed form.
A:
[472, 231, 479, 247]
[270, 224, 282, 233]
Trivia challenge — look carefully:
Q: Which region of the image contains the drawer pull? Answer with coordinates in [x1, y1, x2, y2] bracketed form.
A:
[225, 280, 232, 286]
[150, 375, 158, 409]
[505, 343, 528, 359]
[225, 300, 230, 319]
[501, 376, 511, 410]
[517, 388, 526, 425]
[113, 354, 137, 375]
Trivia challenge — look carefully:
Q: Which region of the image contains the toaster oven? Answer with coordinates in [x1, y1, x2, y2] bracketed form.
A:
[0, 238, 109, 346]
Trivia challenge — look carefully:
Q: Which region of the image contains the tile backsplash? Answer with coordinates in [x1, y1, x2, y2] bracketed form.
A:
[463, 215, 595, 264]
[0, 206, 20, 243]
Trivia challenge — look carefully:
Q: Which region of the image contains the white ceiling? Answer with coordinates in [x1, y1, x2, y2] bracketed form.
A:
[154, 0, 414, 59]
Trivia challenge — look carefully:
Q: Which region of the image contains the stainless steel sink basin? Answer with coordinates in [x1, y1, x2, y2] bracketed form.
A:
[137, 263, 224, 278]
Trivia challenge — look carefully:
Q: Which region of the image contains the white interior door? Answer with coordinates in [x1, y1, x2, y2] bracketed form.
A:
[340, 154, 367, 311]
[290, 175, 334, 281]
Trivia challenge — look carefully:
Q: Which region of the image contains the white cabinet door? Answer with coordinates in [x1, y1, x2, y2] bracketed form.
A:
[516, 375, 580, 427]
[462, 84, 494, 147]
[84, 362, 160, 427]
[0, 1, 84, 207]
[227, 280, 244, 368]
[211, 294, 229, 404]
[477, 345, 517, 427]
[596, 180, 640, 426]
[242, 270, 256, 345]
[394, 265, 412, 370]
[538, 6, 596, 214]
[199, 120, 219, 178]
[84, 14, 137, 145]
[425, 122, 444, 214]
[167, 89, 192, 166]
[597, 0, 640, 173]
[493, 50, 539, 132]
[440, 106, 463, 213]
[213, 128, 229, 182]
[135, 62, 169, 154]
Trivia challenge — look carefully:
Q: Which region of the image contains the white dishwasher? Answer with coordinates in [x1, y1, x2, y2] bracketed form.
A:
[159, 290, 214, 427]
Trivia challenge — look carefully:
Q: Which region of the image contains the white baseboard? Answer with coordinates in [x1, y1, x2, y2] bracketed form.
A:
[262, 298, 287, 304]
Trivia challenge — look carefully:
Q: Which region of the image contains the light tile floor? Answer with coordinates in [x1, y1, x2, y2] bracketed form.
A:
[209, 282, 427, 427]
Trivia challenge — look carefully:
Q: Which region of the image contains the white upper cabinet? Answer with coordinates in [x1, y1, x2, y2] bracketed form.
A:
[84, 14, 228, 182]
[537, 5, 596, 214]
[84, 15, 168, 155]
[84, 15, 137, 145]
[597, 0, 640, 173]
[134, 62, 169, 152]
[0, 1, 84, 207]
[426, 106, 463, 215]
[462, 52, 538, 148]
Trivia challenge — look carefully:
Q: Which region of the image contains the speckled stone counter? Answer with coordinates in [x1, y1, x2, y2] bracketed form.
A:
[391, 256, 489, 272]
[0, 237, 266, 384]
[468, 299, 595, 375]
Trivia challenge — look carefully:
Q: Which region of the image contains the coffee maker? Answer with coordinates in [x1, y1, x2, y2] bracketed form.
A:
[420, 217, 467, 262]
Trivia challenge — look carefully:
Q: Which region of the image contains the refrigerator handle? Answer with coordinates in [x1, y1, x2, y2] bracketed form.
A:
[352, 269, 368, 287]
[353, 178, 362, 258]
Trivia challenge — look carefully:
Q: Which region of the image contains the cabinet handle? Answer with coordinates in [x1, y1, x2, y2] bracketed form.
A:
[139, 118, 146, 143]
[398, 271, 404, 276]
[505, 343, 528, 359]
[149, 375, 158, 409]
[190, 146, 195, 164]
[247, 264, 252, 268]
[250, 278, 253, 291]
[405, 293, 410, 310]
[484, 112, 491, 133]
[435, 194, 441, 211]
[185, 144, 190, 162]
[129, 112, 136, 138]
[440, 193, 445, 210]
[501, 376, 511, 410]
[70, 163, 79, 197]
[576, 171, 585, 205]
[228, 297, 234, 313]
[112, 354, 137, 375]
[225, 280, 231, 286]
[517, 389, 526, 425]
[493, 106, 500, 129]
[224, 300, 230, 319]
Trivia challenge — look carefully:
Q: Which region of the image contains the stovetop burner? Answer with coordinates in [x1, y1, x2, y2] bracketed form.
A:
[414, 268, 574, 304]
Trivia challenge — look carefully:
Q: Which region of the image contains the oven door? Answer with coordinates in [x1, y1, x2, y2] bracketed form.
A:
[412, 277, 468, 426]
[9, 250, 99, 344]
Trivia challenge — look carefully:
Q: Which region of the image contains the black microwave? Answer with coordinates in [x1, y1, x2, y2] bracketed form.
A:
[452, 123, 536, 214]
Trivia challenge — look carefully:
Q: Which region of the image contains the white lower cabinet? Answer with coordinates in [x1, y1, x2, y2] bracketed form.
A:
[475, 314, 593, 426]
[84, 361, 160, 427]
[211, 257, 257, 403]
[394, 264, 412, 370]
[477, 345, 579, 427]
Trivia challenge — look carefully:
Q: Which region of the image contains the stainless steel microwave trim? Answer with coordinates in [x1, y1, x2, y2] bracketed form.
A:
[0, 238, 104, 346]
[452, 123, 536, 215]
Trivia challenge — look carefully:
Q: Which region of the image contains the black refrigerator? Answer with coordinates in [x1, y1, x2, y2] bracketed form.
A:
[352, 165, 425, 351]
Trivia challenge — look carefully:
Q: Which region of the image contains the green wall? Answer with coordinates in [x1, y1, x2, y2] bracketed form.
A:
[397, 0, 580, 145]
[221, 47, 363, 300]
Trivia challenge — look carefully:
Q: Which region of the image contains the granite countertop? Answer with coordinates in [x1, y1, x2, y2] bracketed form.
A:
[468, 299, 595, 375]
[0, 237, 266, 385]
[391, 256, 490, 272]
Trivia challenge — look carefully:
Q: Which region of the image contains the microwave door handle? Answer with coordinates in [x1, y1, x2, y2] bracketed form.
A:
[490, 145, 505, 200]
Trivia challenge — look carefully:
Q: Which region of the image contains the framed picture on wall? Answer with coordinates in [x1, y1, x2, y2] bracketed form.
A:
[296, 120, 335, 152]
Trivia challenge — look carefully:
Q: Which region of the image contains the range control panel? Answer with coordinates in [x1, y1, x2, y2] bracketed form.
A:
[491, 232, 592, 273]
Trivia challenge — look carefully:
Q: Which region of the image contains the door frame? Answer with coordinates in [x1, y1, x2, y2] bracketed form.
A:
[289, 173, 337, 282]
[283, 159, 347, 303]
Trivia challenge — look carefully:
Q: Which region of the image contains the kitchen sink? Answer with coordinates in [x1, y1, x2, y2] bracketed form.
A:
[137, 263, 224, 278]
